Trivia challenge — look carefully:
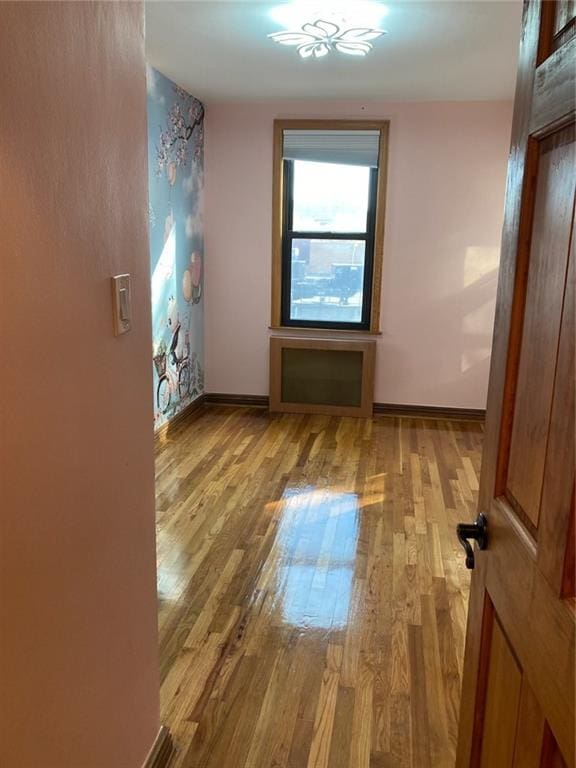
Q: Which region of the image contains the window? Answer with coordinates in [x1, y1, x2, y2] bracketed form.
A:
[272, 120, 389, 332]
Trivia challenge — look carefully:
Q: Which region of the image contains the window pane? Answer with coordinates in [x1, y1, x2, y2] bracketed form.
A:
[290, 239, 365, 324]
[292, 161, 371, 233]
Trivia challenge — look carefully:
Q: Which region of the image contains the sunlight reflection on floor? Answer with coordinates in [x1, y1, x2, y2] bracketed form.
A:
[273, 486, 360, 630]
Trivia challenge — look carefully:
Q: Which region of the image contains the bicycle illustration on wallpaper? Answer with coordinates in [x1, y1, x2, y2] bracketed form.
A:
[153, 299, 203, 416]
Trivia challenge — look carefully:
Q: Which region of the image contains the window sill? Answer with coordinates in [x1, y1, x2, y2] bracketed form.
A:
[269, 325, 382, 336]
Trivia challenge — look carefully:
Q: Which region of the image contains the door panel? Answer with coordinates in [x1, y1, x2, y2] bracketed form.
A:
[512, 678, 545, 768]
[539, 235, 575, 590]
[541, 725, 569, 768]
[554, 0, 575, 35]
[506, 126, 575, 529]
[479, 617, 522, 768]
[540, 726, 567, 768]
[456, 1, 576, 766]
[545, 0, 576, 54]
[484, 500, 574, 761]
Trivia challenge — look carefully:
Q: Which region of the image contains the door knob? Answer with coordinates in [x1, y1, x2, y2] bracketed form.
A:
[456, 513, 488, 569]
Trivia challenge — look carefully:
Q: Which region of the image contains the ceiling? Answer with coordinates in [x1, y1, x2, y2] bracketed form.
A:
[145, 1, 523, 102]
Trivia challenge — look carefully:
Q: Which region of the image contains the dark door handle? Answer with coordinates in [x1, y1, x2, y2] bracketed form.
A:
[456, 513, 488, 569]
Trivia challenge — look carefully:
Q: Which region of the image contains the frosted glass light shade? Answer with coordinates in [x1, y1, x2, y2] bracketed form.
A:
[269, 19, 386, 59]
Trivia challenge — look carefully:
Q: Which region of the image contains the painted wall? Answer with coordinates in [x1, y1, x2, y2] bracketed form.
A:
[0, 3, 160, 767]
[147, 68, 205, 431]
[204, 101, 513, 409]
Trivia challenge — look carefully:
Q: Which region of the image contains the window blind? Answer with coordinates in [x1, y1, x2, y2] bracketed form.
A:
[283, 129, 380, 168]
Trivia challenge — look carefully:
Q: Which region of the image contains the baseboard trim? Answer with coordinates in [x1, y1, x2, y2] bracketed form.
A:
[202, 394, 484, 422]
[154, 393, 486, 424]
[373, 402, 486, 421]
[154, 394, 207, 441]
[205, 393, 270, 408]
[142, 726, 175, 768]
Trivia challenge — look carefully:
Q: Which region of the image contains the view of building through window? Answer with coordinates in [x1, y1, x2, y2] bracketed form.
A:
[290, 238, 365, 323]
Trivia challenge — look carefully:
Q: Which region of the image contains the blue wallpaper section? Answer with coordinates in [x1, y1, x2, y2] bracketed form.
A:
[147, 67, 205, 430]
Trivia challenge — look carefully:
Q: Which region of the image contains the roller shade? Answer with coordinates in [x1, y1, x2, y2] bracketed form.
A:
[283, 129, 380, 168]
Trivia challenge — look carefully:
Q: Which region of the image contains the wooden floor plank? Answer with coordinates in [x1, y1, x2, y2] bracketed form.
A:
[156, 406, 481, 767]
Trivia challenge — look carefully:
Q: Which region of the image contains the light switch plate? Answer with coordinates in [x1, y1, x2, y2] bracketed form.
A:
[111, 274, 131, 336]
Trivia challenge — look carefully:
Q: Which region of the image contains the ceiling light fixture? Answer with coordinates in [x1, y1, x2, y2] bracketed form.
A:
[269, 2, 389, 30]
[269, 18, 386, 58]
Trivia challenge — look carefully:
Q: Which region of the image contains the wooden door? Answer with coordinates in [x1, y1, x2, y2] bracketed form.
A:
[456, 1, 575, 766]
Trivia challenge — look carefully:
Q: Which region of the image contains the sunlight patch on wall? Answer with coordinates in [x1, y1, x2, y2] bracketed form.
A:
[461, 347, 491, 375]
[463, 246, 500, 288]
[462, 298, 497, 337]
[461, 299, 496, 374]
[151, 224, 176, 311]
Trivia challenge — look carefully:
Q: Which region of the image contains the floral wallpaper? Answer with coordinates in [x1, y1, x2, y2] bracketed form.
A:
[147, 67, 205, 430]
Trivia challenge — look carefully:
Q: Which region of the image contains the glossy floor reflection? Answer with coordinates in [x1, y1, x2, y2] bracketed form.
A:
[272, 488, 359, 631]
[156, 407, 483, 768]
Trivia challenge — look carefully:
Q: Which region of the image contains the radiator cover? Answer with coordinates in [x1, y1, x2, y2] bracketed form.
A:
[269, 337, 376, 417]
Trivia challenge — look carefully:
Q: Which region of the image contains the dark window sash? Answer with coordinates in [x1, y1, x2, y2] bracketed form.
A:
[287, 231, 369, 241]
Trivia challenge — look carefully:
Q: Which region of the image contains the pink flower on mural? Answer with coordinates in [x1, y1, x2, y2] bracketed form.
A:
[155, 91, 204, 178]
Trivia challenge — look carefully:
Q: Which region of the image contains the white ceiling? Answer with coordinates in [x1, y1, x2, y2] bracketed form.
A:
[145, 1, 523, 102]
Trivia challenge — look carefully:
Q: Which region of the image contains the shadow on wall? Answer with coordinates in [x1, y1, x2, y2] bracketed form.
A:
[381, 247, 500, 408]
[424, 262, 499, 405]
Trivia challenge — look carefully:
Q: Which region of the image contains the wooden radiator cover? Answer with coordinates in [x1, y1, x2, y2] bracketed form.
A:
[269, 337, 376, 417]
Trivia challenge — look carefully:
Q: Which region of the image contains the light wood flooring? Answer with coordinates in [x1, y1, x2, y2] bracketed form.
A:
[155, 406, 483, 768]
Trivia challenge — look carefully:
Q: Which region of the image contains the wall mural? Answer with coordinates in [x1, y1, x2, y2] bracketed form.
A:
[147, 67, 205, 430]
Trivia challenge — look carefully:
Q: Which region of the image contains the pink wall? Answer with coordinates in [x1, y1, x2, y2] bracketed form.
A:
[204, 100, 513, 409]
[0, 3, 160, 766]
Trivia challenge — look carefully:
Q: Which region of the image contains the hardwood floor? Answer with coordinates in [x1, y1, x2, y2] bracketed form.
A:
[155, 406, 483, 768]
